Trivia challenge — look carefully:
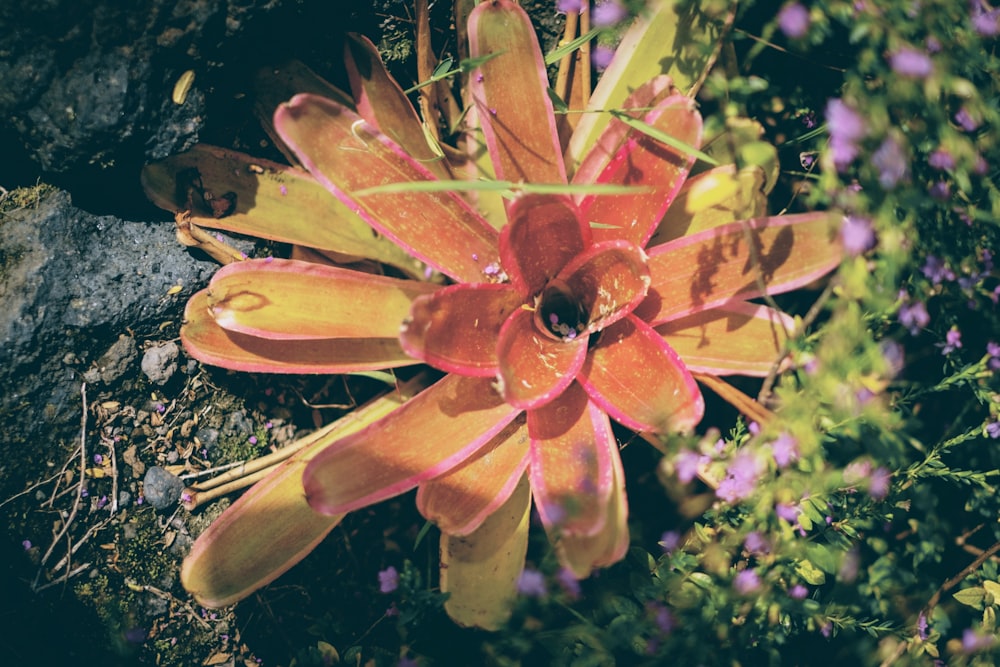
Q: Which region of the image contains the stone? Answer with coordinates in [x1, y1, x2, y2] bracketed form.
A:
[141, 341, 179, 385]
[142, 466, 184, 510]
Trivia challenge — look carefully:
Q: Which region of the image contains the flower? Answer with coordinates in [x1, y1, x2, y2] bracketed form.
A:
[156, 0, 841, 627]
[921, 255, 955, 284]
[675, 450, 708, 484]
[839, 215, 875, 255]
[659, 530, 681, 553]
[897, 300, 928, 335]
[556, 567, 582, 599]
[770, 432, 799, 468]
[556, 0, 584, 13]
[871, 135, 909, 188]
[955, 107, 981, 132]
[778, 3, 810, 38]
[961, 627, 996, 652]
[889, 48, 933, 77]
[591, 44, 615, 70]
[733, 569, 761, 595]
[868, 467, 891, 499]
[971, 0, 1000, 36]
[986, 420, 1000, 439]
[776, 502, 801, 523]
[825, 99, 866, 170]
[928, 149, 955, 171]
[744, 531, 771, 555]
[788, 584, 809, 600]
[593, 0, 628, 27]
[378, 566, 399, 594]
[716, 450, 764, 503]
[939, 326, 962, 355]
[516, 568, 548, 598]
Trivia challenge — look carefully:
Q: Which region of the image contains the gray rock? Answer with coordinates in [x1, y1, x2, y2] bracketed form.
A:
[141, 341, 179, 385]
[83, 334, 138, 385]
[0, 189, 220, 469]
[142, 466, 184, 510]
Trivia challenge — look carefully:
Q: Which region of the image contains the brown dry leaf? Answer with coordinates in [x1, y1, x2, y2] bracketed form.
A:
[123, 445, 145, 476]
[203, 650, 232, 665]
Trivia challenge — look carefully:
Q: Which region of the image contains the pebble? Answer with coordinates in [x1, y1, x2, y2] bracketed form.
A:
[142, 466, 184, 510]
[141, 341, 179, 385]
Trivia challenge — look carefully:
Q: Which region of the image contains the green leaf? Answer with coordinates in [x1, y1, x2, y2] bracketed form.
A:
[954, 587, 986, 609]
[795, 559, 827, 586]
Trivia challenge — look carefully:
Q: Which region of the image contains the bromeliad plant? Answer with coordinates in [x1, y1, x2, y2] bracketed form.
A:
[143, 0, 842, 628]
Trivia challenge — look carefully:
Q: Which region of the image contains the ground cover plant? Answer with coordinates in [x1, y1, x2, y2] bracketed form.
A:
[9, 0, 1000, 664]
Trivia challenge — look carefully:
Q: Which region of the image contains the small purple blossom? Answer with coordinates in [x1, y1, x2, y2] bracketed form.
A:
[971, 0, 1000, 36]
[955, 106, 980, 132]
[378, 566, 399, 594]
[889, 48, 933, 77]
[593, 0, 628, 26]
[716, 451, 763, 503]
[843, 459, 873, 485]
[733, 569, 762, 595]
[97, 495, 109, 510]
[556, 0, 584, 13]
[986, 421, 1000, 439]
[961, 627, 996, 652]
[840, 215, 876, 255]
[591, 44, 615, 70]
[778, 3, 810, 38]
[517, 568, 548, 598]
[556, 567, 581, 599]
[770, 432, 799, 468]
[917, 613, 929, 640]
[881, 340, 905, 378]
[930, 180, 951, 200]
[652, 604, 675, 634]
[788, 584, 809, 600]
[776, 502, 801, 523]
[921, 255, 955, 284]
[871, 136, 909, 188]
[839, 548, 860, 582]
[93, 454, 104, 464]
[744, 531, 771, 555]
[826, 99, 866, 171]
[868, 466, 891, 499]
[939, 326, 963, 355]
[248, 435, 258, 445]
[928, 149, 956, 171]
[675, 450, 707, 484]
[22, 539, 31, 550]
[659, 530, 681, 554]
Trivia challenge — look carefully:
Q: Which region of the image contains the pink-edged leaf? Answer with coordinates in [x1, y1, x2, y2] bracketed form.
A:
[657, 301, 795, 376]
[274, 93, 499, 283]
[556, 240, 651, 334]
[571, 75, 676, 186]
[181, 381, 421, 608]
[637, 211, 842, 325]
[440, 474, 530, 630]
[553, 440, 629, 578]
[344, 33, 452, 181]
[468, 0, 566, 185]
[140, 145, 423, 276]
[499, 194, 591, 297]
[527, 382, 614, 537]
[182, 290, 417, 374]
[400, 283, 522, 376]
[647, 165, 768, 247]
[579, 95, 702, 247]
[417, 414, 529, 536]
[207, 258, 438, 340]
[579, 314, 704, 434]
[496, 308, 587, 410]
[303, 374, 521, 515]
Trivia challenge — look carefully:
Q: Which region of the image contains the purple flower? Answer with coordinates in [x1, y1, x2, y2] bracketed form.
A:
[871, 136, 909, 188]
[591, 45, 615, 70]
[378, 566, 399, 593]
[986, 421, 1000, 439]
[917, 613, 929, 640]
[716, 450, 763, 503]
[929, 180, 951, 200]
[556, 0, 584, 12]
[788, 584, 809, 600]
[868, 467, 891, 499]
[652, 604, 675, 634]
[928, 149, 955, 171]
[770, 432, 799, 468]
[955, 107, 981, 132]
[971, 0, 1000, 36]
[517, 568, 548, 598]
[939, 326, 962, 355]
[825, 99, 866, 170]
[843, 459, 873, 485]
[889, 48, 933, 77]
[778, 3, 810, 38]
[744, 531, 771, 555]
[733, 569, 762, 595]
[776, 502, 801, 523]
[248, 435, 258, 445]
[556, 567, 581, 599]
[881, 340, 905, 378]
[675, 450, 707, 484]
[921, 255, 955, 284]
[839, 548, 860, 582]
[593, 0, 628, 26]
[840, 215, 876, 255]
[961, 627, 996, 652]
[22, 539, 31, 550]
[659, 530, 681, 554]
[93, 454, 104, 464]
